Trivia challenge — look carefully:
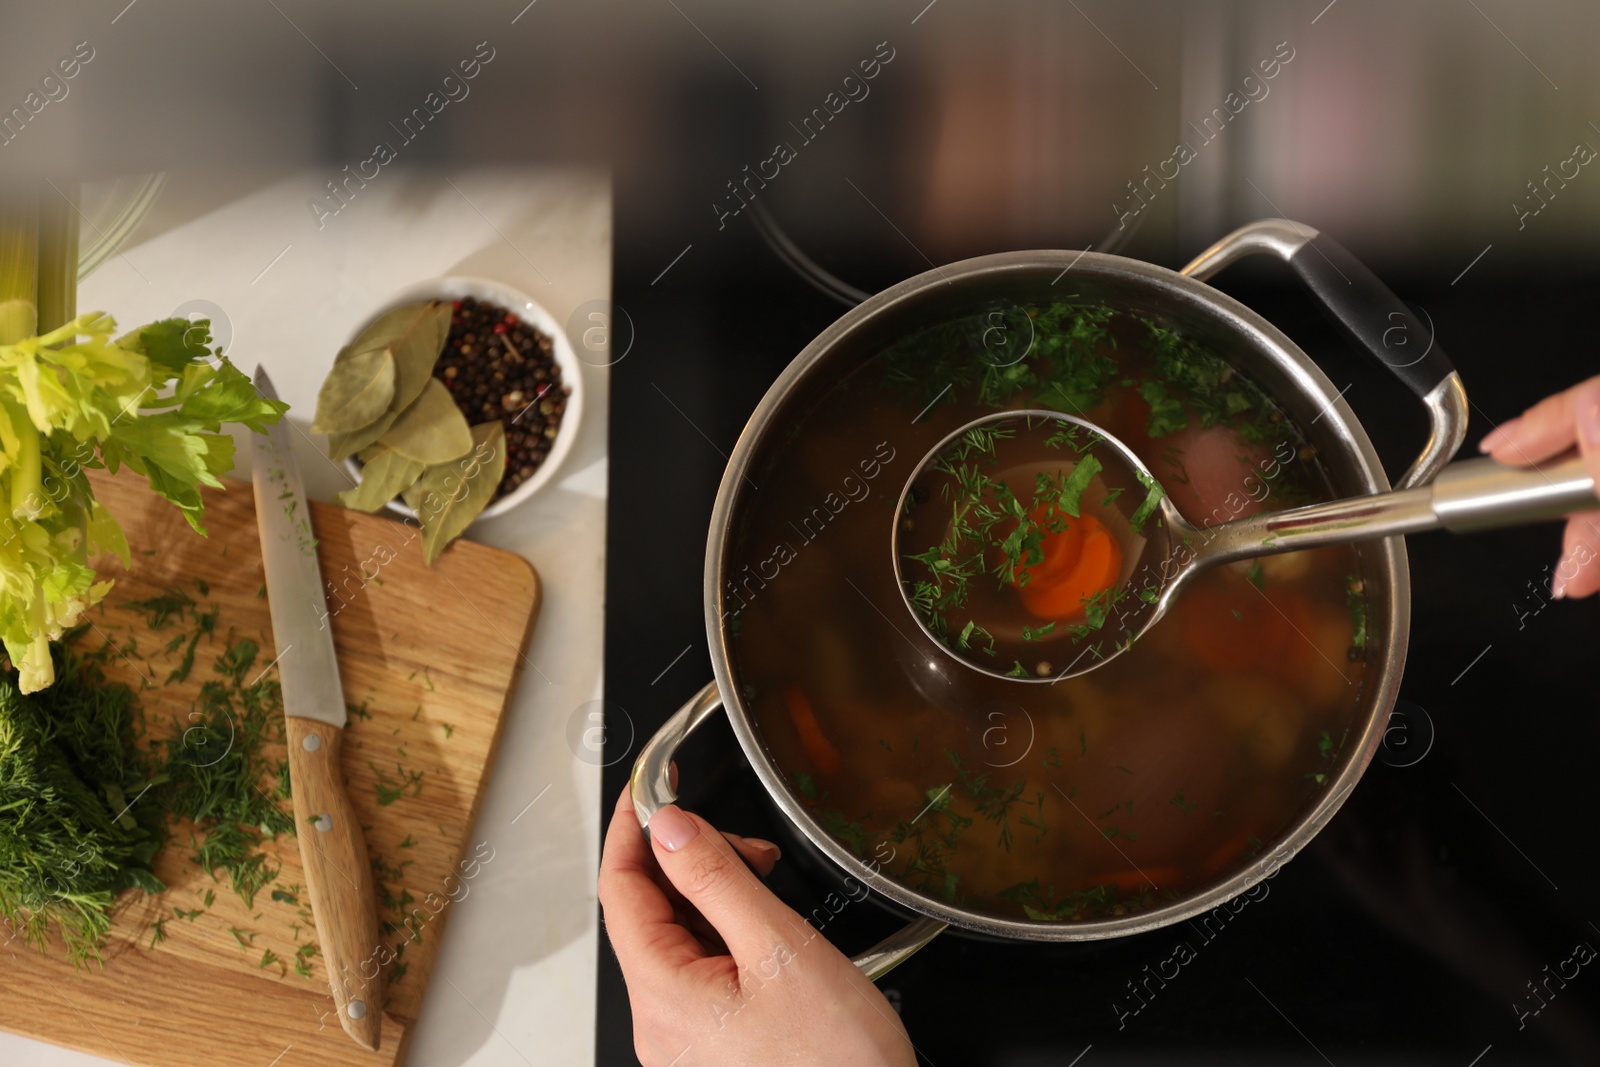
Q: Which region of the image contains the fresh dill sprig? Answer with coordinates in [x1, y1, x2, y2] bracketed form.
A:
[0, 634, 166, 968]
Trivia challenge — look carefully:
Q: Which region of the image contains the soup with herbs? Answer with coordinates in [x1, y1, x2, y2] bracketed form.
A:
[725, 301, 1368, 923]
[894, 410, 1170, 680]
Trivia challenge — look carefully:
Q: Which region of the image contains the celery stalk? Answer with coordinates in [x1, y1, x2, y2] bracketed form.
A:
[35, 182, 78, 335]
[0, 186, 38, 345]
[8, 405, 40, 516]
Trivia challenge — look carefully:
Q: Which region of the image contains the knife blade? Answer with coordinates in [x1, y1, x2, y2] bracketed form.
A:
[251, 367, 383, 1051]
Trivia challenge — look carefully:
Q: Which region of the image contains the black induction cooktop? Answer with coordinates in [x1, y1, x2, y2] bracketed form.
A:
[597, 195, 1600, 1065]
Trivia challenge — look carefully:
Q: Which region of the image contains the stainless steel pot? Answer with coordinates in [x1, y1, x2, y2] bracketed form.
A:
[630, 219, 1470, 979]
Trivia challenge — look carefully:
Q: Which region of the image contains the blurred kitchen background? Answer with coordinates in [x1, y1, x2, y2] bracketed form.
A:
[5, 0, 1598, 272]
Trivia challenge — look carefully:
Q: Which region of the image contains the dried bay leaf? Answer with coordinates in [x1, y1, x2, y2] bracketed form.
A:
[433, 299, 451, 354]
[380, 378, 473, 464]
[414, 421, 506, 566]
[347, 300, 451, 414]
[337, 447, 426, 513]
[312, 348, 395, 434]
[327, 407, 398, 461]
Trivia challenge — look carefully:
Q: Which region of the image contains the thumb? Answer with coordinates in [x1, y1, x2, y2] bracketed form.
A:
[1570, 377, 1600, 490]
[648, 804, 801, 958]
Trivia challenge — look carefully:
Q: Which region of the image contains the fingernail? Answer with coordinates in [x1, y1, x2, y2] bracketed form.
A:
[648, 805, 699, 852]
[1578, 395, 1600, 447]
[744, 837, 782, 861]
[1480, 418, 1520, 453]
[1552, 552, 1571, 599]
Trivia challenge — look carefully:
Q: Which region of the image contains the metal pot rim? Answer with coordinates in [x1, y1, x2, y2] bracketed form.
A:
[701, 248, 1409, 942]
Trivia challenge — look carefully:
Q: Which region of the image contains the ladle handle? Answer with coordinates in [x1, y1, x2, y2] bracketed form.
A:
[1430, 453, 1597, 532]
[629, 680, 947, 981]
[1201, 454, 1595, 566]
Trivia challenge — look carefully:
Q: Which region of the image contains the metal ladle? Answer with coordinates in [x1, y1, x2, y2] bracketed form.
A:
[892, 409, 1595, 684]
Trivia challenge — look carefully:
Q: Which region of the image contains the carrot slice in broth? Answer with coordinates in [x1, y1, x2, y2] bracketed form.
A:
[1017, 514, 1123, 620]
[783, 686, 841, 778]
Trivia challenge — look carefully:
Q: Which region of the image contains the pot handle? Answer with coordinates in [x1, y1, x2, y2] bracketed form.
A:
[1181, 218, 1468, 490]
[630, 680, 948, 981]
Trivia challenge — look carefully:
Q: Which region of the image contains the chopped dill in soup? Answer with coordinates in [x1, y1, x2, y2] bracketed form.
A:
[725, 302, 1369, 923]
[895, 412, 1165, 678]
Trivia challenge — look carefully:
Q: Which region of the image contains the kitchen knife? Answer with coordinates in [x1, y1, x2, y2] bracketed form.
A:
[251, 368, 383, 1051]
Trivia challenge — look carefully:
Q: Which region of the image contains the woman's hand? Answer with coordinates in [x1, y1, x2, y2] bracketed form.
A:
[598, 786, 917, 1067]
[1480, 374, 1600, 598]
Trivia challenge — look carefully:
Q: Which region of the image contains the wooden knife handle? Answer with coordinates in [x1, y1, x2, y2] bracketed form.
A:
[286, 717, 384, 1051]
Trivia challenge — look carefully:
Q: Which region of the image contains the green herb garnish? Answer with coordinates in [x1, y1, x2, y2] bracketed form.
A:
[0, 636, 165, 967]
[905, 420, 1130, 654]
[1346, 576, 1367, 650]
[1053, 454, 1102, 518]
[1135, 318, 1273, 441]
[1129, 469, 1165, 532]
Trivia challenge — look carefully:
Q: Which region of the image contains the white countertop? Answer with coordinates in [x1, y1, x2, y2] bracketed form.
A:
[0, 168, 610, 1067]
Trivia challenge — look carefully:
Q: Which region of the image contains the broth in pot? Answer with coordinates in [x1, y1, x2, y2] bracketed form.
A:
[724, 301, 1368, 924]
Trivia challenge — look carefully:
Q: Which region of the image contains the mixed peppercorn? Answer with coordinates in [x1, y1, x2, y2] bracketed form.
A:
[435, 296, 570, 501]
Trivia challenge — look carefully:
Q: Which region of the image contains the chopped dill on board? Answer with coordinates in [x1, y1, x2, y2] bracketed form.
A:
[162, 635, 294, 910]
[123, 587, 196, 630]
[370, 762, 424, 806]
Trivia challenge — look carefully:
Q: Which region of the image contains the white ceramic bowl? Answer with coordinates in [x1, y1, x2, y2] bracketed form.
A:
[338, 275, 585, 523]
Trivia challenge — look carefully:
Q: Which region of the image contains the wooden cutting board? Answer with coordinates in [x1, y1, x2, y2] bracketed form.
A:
[0, 468, 542, 1067]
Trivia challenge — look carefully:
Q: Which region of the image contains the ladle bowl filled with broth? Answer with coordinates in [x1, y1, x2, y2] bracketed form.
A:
[891, 408, 1173, 684]
[631, 219, 1471, 975]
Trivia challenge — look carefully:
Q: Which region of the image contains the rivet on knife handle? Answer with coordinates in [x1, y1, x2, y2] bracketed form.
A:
[286, 717, 384, 1051]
